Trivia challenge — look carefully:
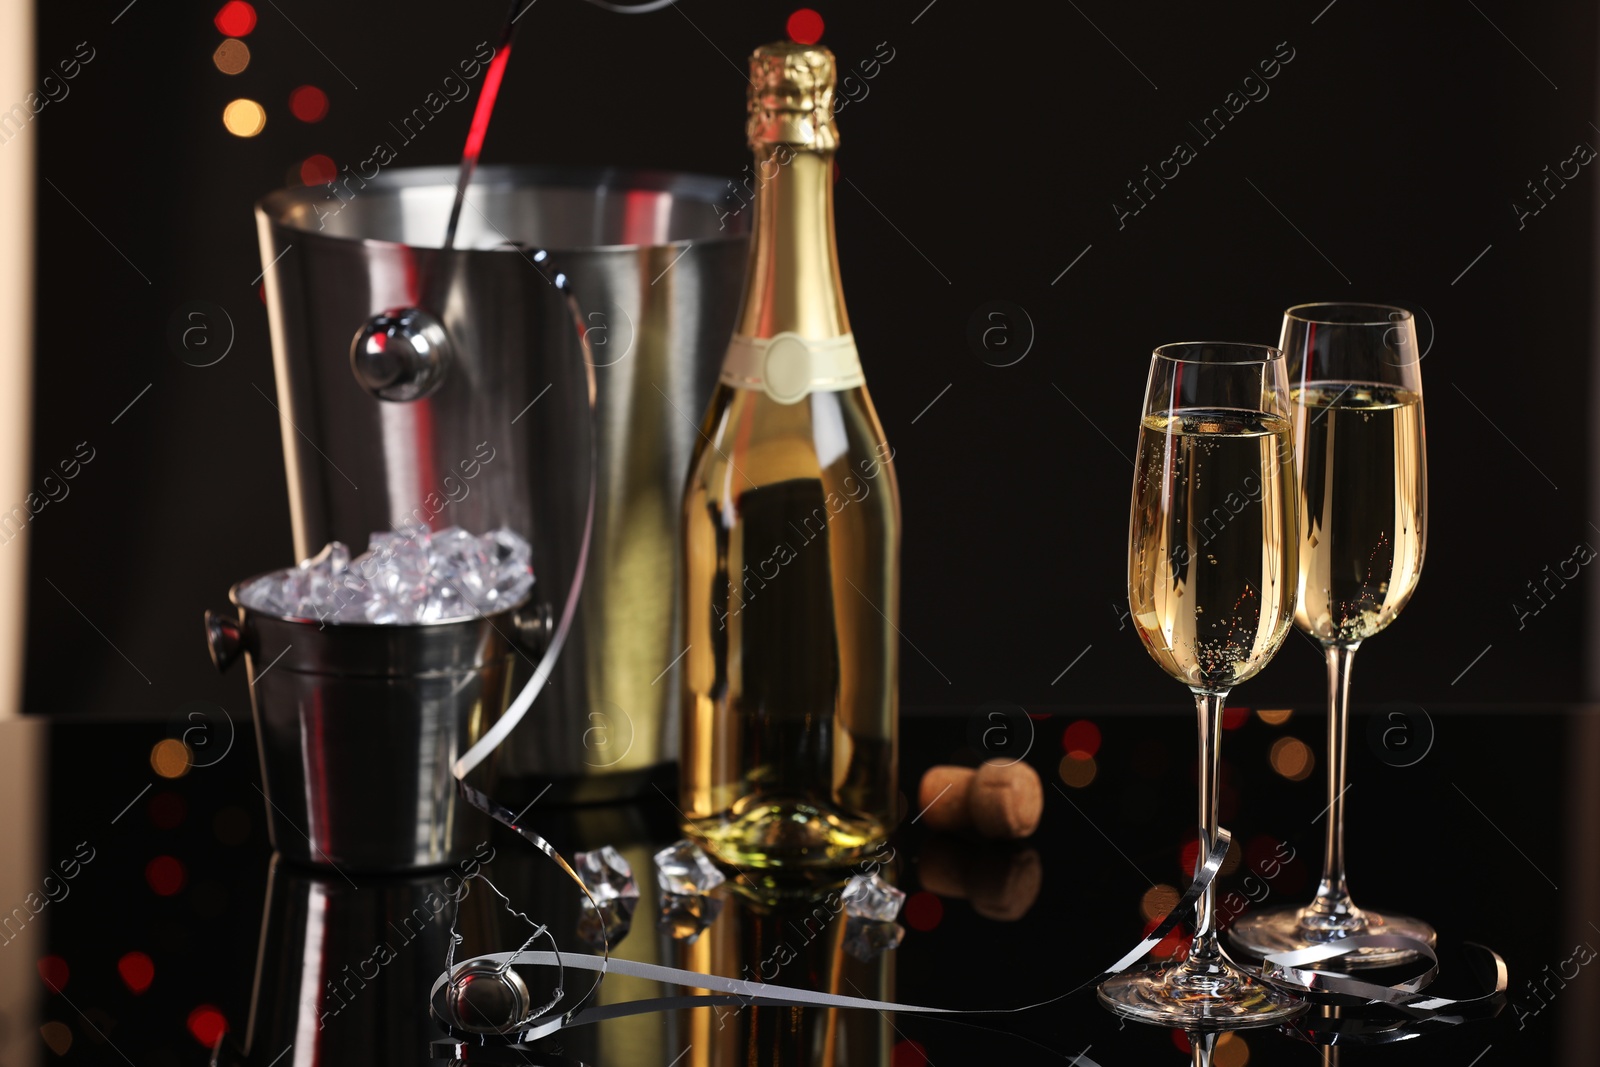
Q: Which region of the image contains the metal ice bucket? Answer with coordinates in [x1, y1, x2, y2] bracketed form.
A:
[255, 166, 748, 800]
[205, 587, 541, 871]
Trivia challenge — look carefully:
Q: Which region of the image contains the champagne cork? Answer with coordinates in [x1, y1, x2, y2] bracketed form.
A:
[916, 765, 975, 832]
[915, 760, 1042, 839]
[970, 759, 1043, 839]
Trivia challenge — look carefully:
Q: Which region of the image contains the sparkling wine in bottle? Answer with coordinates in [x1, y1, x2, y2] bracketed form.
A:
[679, 41, 900, 871]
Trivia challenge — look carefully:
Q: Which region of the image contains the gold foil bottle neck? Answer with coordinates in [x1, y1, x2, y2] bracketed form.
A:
[747, 41, 838, 150]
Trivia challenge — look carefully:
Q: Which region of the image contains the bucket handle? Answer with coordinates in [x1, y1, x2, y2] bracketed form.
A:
[204, 609, 245, 672]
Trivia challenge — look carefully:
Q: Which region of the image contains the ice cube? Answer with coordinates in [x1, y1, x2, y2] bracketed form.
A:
[235, 526, 534, 623]
[840, 873, 905, 923]
[653, 840, 726, 897]
[429, 526, 491, 606]
[575, 845, 638, 906]
[481, 527, 534, 607]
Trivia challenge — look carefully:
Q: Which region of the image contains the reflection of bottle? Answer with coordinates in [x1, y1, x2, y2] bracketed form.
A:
[670, 882, 893, 1067]
[680, 39, 901, 871]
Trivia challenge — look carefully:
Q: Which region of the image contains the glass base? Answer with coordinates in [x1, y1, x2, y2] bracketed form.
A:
[1097, 954, 1306, 1029]
[1228, 905, 1436, 968]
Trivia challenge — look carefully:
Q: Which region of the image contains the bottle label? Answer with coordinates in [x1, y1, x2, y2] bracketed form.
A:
[719, 332, 864, 404]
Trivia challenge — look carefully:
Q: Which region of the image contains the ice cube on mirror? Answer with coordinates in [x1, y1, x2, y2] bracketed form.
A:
[575, 845, 638, 906]
[653, 840, 726, 897]
[840, 873, 905, 923]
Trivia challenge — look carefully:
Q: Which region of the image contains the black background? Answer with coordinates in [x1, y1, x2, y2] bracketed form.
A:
[22, 0, 1599, 717]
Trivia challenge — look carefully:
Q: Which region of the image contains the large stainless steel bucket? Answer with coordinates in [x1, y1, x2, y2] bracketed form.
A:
[255, 166, 748, 800]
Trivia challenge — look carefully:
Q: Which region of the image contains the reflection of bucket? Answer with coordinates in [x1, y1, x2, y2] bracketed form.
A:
[237, 855, 477, 1063]
[206, 585, 541, 870]
[255, 166, 748, 798]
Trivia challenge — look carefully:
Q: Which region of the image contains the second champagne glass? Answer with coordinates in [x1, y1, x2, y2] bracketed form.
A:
[1098, 343, 1304, 1027]
[1229, 303, 1432, 967]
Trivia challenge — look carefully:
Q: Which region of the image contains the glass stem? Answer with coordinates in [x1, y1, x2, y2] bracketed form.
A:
[1189, 689, 1226, 964]
[1309, 642, 1360, 927]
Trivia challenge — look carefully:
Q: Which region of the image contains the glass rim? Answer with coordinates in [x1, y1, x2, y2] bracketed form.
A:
[1151, 341, 1283, 365]
[1284, 301, 1412, 326]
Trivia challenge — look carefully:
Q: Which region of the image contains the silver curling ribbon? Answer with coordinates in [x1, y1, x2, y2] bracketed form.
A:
[1260, 936, 1508, 1019]
[427, 830, 1238, 1046]
[444, 281, 612, 1035]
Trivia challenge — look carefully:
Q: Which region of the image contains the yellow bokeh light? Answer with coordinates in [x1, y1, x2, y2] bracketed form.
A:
[222, 98, 266, 137]
[212, 38, 250, 75]
[1269, 736, 1315, 781]
[1058, 753, 1097, 788]
[1215, 1031, 1250, 1067]
[150, 738, 192, 779]
[1140, 883, 1179, 922]
[1256, 708, 1292, 725]
[1221, 834, 1242, 875]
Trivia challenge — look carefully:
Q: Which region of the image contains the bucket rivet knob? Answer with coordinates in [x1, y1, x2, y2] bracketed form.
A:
[350, 307, 452, 402]
[444, 961, 531, 1034]
[204, 610, 243, 672]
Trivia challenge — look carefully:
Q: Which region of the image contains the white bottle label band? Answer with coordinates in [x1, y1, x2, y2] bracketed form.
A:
[719, 332, 864, 404]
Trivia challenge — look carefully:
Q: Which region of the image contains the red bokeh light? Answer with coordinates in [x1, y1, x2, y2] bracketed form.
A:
[891, 1040, 927, 1067]
[892, 1040, 928, 1067]
[148, 791, 186, 830]
[1142, 916, 1188, 959]
[1061, 719, 1102, 758]
[1180, 837, 1201, 877]
[1221, 705, 1250, 730]
[37, 956, 69, 993]
[1243, 834, 1281, 871]
[145, 855, 187, 896]
[1171, 1030, 1193, 1053]
[187, 1005, 228, 1048]
[213, 2, 257, 37]
[786, 8, 824, 45]
[288, 85, 329, 123]
[903, 891, 943, 932]
[118, 951, 155, 994]
[300, 154, 337, 186]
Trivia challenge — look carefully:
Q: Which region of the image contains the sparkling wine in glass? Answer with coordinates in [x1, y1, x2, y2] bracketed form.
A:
[1228, 303, 1432, 967]
[1098, 343, 1305, 1027]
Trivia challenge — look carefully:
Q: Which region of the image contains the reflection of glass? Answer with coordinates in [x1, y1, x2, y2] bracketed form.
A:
[1230, 304, 1434, 967]
[1099, 343, 1304, 1028]
[672, 878, 893, 1067]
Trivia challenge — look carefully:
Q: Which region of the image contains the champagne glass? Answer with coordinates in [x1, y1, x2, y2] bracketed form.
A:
[1098, 343, 1305, 1027]
[1229, 303, 1431, 966]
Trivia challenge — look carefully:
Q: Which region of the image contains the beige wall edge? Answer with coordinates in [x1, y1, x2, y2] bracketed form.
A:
[0, 0, 36, 718]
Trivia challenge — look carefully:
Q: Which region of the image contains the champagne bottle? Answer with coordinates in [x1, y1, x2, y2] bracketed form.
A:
[679, 41, 901, 870]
